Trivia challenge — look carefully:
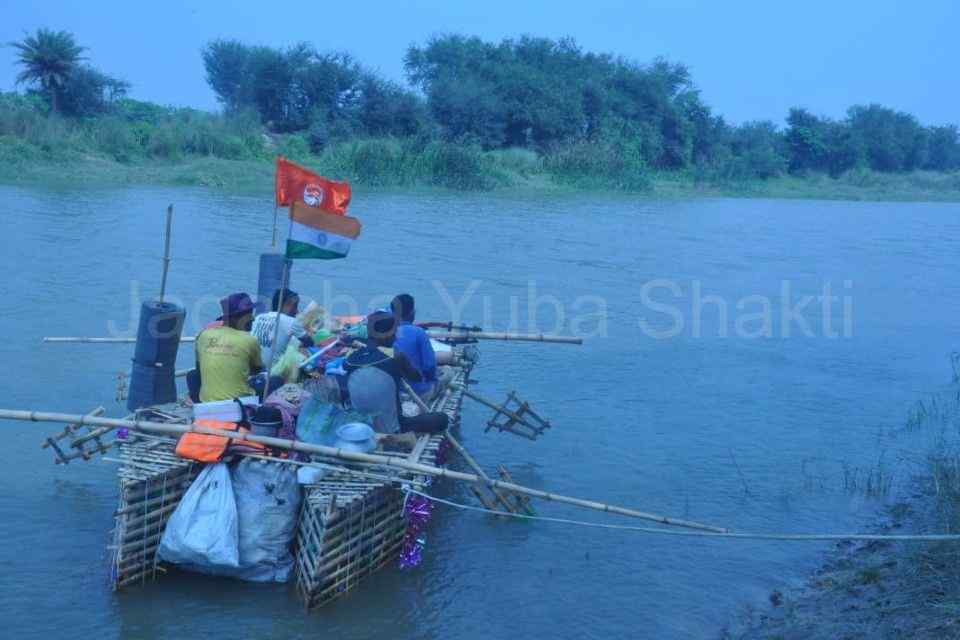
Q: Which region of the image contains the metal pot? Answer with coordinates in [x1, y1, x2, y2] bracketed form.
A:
[249, 405, 283, 437]
[334, 422, 377, 454]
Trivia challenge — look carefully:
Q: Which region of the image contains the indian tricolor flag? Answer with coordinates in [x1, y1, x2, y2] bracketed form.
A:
[286, 201, 362, 260]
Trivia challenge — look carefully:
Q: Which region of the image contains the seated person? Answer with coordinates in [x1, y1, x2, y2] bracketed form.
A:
[390, 293, 454, 400]
[193, 293, 265, 402]
[251, 288, 313, 369]
[345, 311, 448, 435]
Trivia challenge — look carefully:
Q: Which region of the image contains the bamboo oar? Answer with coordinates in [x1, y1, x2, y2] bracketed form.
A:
[0, 409, 725, 533]
[44, 331, 583, 346]
[427, 331, 582, 345]
[399, 379, 517, 513]
[42, 336, 197, 344]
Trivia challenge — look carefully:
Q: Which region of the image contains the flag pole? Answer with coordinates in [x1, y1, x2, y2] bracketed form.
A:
[159, 204, 173, 303]
[271, 156, 280, 249]
[262, 209, 294, 401]
[271, 203, 279, 249]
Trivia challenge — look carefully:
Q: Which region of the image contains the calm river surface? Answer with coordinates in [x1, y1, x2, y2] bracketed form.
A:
[1, 185, 958, 639]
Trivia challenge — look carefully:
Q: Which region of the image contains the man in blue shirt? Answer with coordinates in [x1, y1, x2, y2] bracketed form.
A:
[391, 293, 440, 398]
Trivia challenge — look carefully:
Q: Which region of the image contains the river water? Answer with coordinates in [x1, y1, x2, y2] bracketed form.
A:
[1, 185, 958, 639]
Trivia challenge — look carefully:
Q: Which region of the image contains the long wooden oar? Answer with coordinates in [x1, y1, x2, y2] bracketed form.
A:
[43, 331, 583, 345]
[42, 336, 196, 344]
[428, 331, 582, 345]
[0, 408, 725, 533]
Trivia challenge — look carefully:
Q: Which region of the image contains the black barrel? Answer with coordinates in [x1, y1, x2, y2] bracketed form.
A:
[256, 253, 292, 314]
[132, 301, 186, 367]
[127, 300, 186, 411]
[127, 362, 178, 412]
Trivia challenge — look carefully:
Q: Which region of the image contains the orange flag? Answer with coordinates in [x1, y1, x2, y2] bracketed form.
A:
[274, 157, 351, 215]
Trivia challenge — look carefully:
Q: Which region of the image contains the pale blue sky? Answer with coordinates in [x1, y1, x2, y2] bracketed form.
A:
[2, 0, 956, 126]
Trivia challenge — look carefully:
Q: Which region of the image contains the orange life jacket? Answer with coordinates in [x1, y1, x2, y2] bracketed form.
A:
[175, 419, 266, 462]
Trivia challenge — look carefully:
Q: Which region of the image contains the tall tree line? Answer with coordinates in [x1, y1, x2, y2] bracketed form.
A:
[9, 29, 960, 177]
[203, 34, 959, 176]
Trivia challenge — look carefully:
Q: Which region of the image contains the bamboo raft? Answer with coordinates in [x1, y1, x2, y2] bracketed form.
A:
[107, 354, 473, 610]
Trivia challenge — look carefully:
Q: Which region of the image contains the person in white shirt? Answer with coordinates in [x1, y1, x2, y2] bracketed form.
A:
[251, 288, 313, 369]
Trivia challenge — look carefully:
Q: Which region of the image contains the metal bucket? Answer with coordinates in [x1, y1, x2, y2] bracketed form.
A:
[249, 405, 283, 438]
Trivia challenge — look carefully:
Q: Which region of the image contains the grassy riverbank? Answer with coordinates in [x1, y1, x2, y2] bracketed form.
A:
[3, 138, 960, 202]
[3, 92, 960, 200]
[729, 357, 960, 639]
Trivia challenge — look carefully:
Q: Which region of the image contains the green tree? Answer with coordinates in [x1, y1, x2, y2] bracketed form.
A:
[201, 39, 252, 113]
[10, 28, 85, 113]
[925, 125, 960, 171]
[203, 40, 424, 139]
[354, 74, 426, 137]
[822, 120, 861, 177]
[57, 65, 129, 116]
[726, 121, 786, 179]
[785, 108, 863, 177]
[785, 108, 828, 173]
[847, 104, 927, 172]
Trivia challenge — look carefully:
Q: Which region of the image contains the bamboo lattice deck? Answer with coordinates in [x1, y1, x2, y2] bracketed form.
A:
[108, 354, 473, 611]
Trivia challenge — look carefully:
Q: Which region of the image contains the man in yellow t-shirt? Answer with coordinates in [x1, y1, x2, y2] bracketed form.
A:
[195, 293, 263, 402]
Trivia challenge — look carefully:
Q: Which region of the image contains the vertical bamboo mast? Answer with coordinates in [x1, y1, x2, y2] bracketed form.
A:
[159, 204, 173, 303]
[263, 210, 294, 400]
[271, 203, 279, 249]
[271, 156, 281, 248]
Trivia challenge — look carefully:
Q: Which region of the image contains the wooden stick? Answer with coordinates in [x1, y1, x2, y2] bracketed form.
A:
[117, 368, 191, 379]
[43, 330, 582, 346]
[428, 331, 582, 345]
[497, 464, 535, 515]
[271, 203, 280, 248]
[42, 336, 196, 344]
[444, 432, 517, 513]
[0, 409, 726, 533]
[159, 204, 173, 303]
[400, 378, 431, 414]
[42, 406, 105, 448]
[399, 375, 515, 511]
[263, 260, 290, 400]
[458, 386, 542, 434]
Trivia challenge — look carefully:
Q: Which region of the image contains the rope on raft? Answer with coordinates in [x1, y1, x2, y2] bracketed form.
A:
[405, 489, 960, 542]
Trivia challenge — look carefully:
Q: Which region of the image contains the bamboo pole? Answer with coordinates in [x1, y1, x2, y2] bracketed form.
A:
[271, 203, 280, 249]
[399, 378, 516, 512]
[42, 406, 104, 448]
[427, 331, 582, 345]
[0, 409, 726, 533]
[43, 330, 583, 346]
[263, 259, 290, 400]
[456, 385, 542, 436]
[117, 368, 191, 379]
[444, 433, 517, 513]
[42, 336, 196, 344]
[159, 204, 173, 303]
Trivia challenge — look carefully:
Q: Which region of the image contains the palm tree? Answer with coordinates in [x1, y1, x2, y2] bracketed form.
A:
[10, 29, 85, 113]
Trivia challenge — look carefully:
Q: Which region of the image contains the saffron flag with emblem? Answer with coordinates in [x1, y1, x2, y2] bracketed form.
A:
[286, 201, 362, 259]
[275, 157, 351, 215]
